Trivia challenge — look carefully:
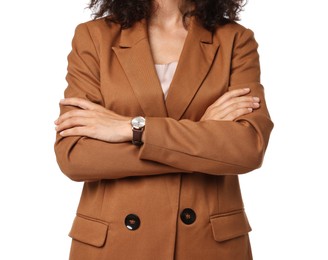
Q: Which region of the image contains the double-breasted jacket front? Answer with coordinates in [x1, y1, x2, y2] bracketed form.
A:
[55, 17, 273, 260]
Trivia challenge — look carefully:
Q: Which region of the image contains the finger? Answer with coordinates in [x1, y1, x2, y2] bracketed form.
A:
[222, 96, 260, 111]
[227, 88, 251, 98]
[60, 98, 102, 111]
[56, 116, 95, 132]
[219, 101, 260, 119]
[211, 88, 251, 107]
[56, 109, 96, 125]
[59, 126, 95, 138]
[223, 107, 254, 121]
[213, 96, 260, 111]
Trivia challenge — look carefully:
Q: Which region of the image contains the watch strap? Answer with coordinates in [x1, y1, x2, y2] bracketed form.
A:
[132, 128, 144, 146]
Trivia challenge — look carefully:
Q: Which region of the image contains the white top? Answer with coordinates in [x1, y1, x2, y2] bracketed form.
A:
[154, 61, 178, 99]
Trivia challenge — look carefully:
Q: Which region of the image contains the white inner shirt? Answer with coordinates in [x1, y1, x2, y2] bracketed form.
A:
[154, 61, 178, 99]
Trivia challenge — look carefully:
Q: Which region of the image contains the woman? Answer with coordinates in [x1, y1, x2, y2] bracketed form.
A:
[54, 0, 273, 258]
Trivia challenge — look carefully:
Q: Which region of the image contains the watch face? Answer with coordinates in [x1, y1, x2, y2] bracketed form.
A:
[131, 116, 146, 129]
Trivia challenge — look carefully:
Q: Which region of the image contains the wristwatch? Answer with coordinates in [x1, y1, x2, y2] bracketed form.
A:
[131, 116, 146, 146]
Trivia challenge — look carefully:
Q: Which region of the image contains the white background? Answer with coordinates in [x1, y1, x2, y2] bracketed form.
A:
[0, 0, 327, 259]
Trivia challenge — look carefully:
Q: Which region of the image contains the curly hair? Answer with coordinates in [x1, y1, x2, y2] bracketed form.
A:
[88, 0, 246, 31]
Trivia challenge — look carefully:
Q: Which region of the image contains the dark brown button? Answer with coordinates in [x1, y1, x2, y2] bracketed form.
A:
[125, 214, 140, 231]
[180, 208, 196, 225]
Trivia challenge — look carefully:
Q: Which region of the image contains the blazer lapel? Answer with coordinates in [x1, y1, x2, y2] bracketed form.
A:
[112, 20, 168, 117]
[165, 18, 220, 120]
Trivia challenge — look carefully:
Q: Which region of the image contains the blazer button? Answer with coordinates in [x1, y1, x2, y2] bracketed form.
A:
[180, 208, 196, 225]
[125, 214, 140, 231]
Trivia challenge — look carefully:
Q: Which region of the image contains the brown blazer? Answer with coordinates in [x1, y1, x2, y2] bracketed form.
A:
[55, 17, 273, 260]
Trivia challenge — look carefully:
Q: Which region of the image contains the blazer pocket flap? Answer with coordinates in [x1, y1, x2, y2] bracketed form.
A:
[210, 210, 251, 242]
[69, 215, 108, 248]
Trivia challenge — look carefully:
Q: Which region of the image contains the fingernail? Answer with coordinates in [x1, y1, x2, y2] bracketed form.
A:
[244, 88, 250, 91]
[54, 119, 58, 124]
[248, 108, 253, 112]
[253, 103, 260, 108]
[253, 97, 260, 102]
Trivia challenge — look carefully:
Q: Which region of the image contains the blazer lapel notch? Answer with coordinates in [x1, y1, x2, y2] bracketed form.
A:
[166, 19, 220, 120]
[112, 20, 168, 117]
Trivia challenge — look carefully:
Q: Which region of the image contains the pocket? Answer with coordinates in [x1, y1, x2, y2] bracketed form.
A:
[210, 210, 251, 242]
[69, 214, 109, 248]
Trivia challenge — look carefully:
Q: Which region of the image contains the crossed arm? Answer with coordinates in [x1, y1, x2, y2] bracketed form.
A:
[55, 88, 260, 143]
[54, 24, 273, 181]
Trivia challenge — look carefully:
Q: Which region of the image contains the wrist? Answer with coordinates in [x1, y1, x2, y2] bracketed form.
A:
[131, 116, 146, 146]
[120, 120, 133, 142]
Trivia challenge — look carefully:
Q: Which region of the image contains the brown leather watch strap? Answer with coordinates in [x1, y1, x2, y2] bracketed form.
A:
[132, 128, 144, 146]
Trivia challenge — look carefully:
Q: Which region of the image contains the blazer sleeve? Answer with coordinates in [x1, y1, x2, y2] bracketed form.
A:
[139, 29, 274, 175]
[54, 23, 189, 182]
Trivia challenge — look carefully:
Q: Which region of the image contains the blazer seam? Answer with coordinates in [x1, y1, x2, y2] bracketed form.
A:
[84, 23, 101, 62]
[76, 212, 109, 226]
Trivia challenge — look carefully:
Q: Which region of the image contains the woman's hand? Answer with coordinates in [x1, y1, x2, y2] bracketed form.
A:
[201, 88, 260, 121]
[55, 98, 132, 143]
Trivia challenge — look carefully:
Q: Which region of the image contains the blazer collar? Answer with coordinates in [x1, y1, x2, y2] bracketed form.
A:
[118, 18, 214, 47]
[112, 20, 167, 117]
[118, 19, 149, 48]
[165, 18, 219, 119]
[112, 18, 220, 119]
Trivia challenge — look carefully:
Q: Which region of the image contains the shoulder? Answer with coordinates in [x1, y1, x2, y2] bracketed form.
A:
[81, 17, 121, 34]
[73, 17, 122, 47]
[213, 21, 257, 47]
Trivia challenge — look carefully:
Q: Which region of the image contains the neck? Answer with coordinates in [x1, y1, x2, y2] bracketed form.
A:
[149, 0, 184, 28]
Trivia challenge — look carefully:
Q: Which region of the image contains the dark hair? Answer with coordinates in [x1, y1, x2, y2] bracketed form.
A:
[88, 0, 246, 31]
